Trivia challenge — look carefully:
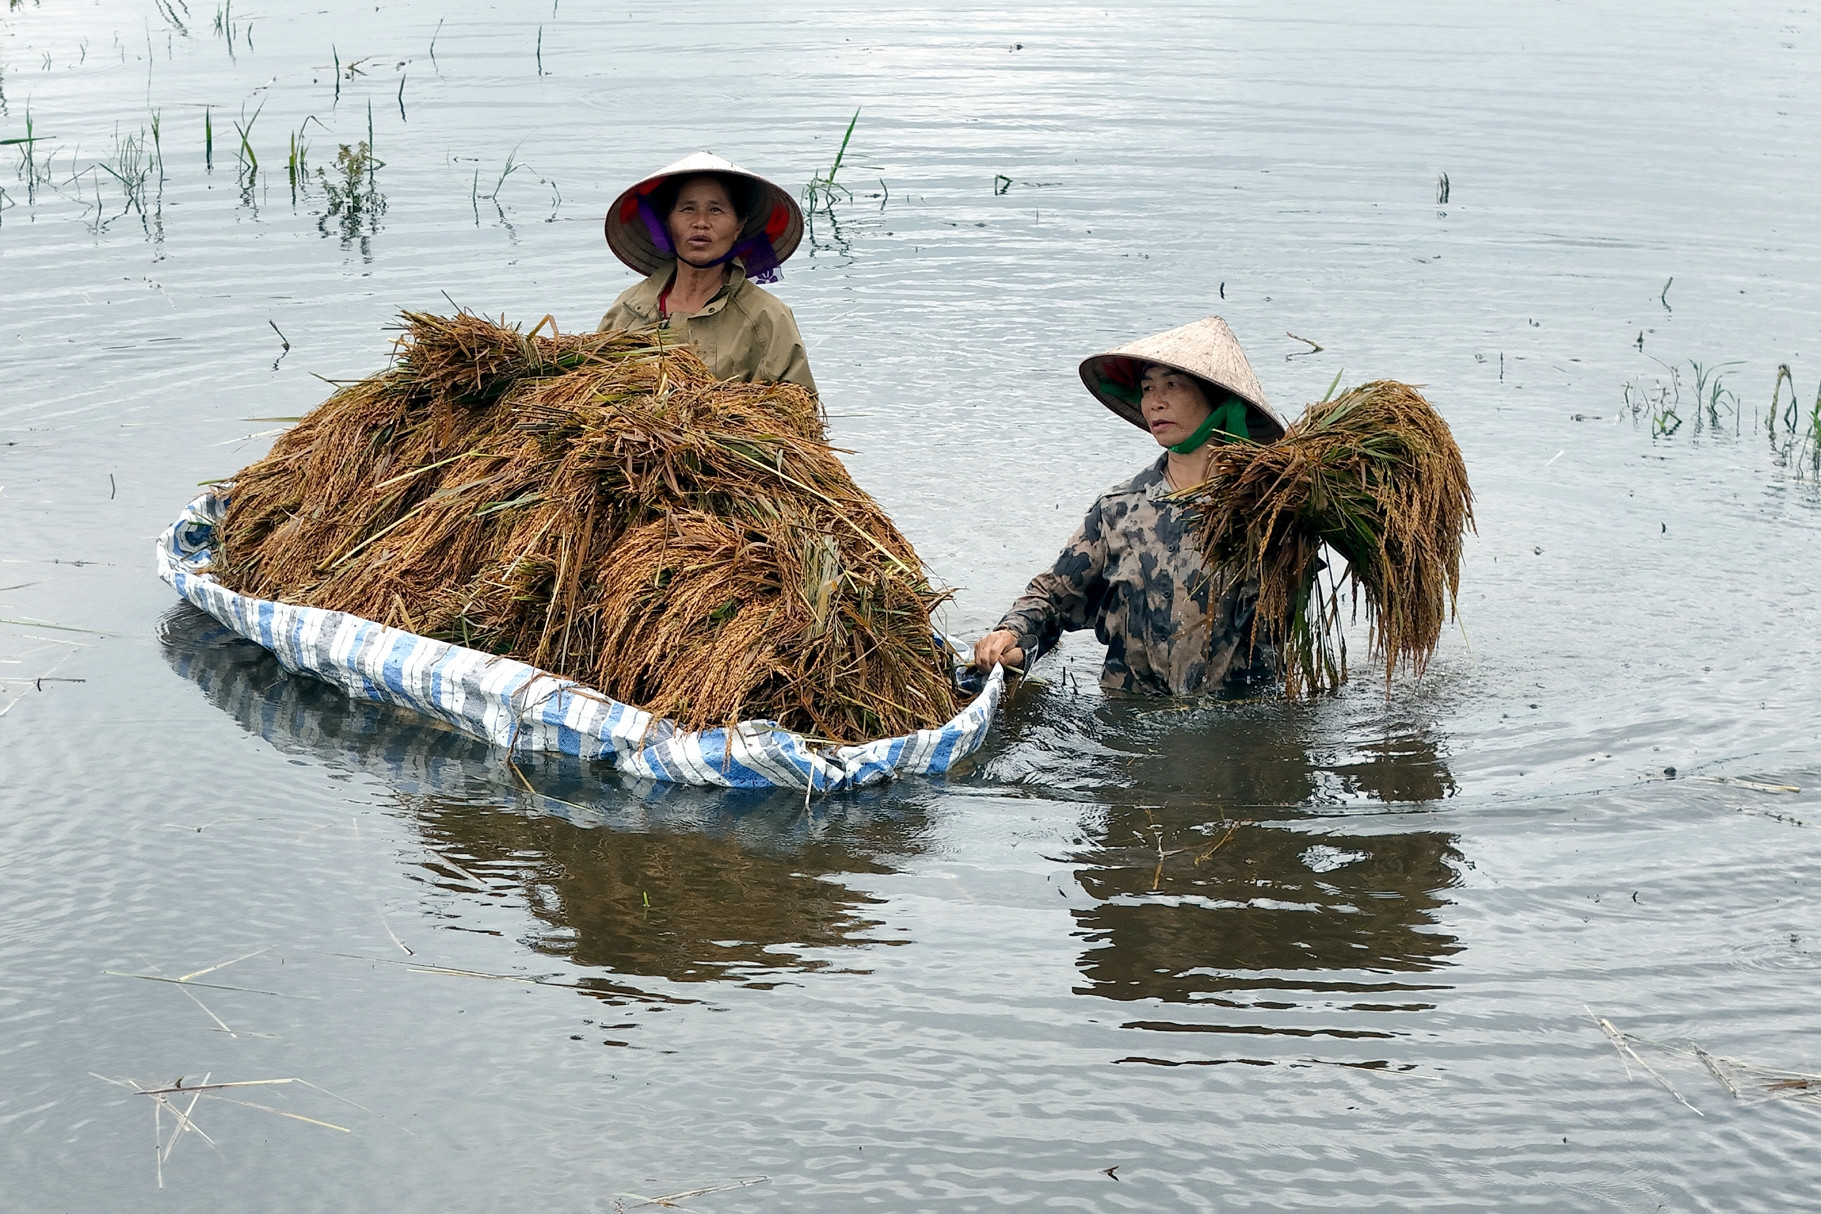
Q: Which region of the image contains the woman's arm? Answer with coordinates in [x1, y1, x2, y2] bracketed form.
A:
[975, 503, 1110, 670]
[755, 305, 817, 395]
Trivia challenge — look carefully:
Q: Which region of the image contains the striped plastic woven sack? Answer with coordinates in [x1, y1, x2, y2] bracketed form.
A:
[156, 492, 1003, 791]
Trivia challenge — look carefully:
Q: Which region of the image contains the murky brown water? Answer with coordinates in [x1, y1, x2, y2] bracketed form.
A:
[5, 2, 1821, 1209]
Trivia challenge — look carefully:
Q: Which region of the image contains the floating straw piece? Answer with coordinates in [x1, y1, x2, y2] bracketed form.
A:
[1587, 1008, 1702, 1115]
[204, 1098, 350, 1132]
[1587, 1012, 1821, 1111]
[96, 1072, 367, 1184]
[105, 971, 301, 998]
[213, 311, 959, 743]
[1700, 775, 1801, 794]
[1181, 380, 1474, 697]
[376, 906, 414, 955]
[619, 1175, 771, 1209]
[1694, 1045, 1742, 1099]
[176, 945, 274, 983]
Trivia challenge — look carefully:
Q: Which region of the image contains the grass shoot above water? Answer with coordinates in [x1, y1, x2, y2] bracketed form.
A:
[1, 69, 396, 238]
[319, 142, 382, 215]
[802, 107, 860, 215]
[0, 18, 423, 237]
[0, 19, 592, 242]
[233, 102, 262, 198]
[97, 126, 152, 214]
[1624, 359, 1821, 475]
[316, 141, 387, 250]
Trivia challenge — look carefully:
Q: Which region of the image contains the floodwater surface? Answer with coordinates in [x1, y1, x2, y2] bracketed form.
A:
[3, 2, 1820, 1210]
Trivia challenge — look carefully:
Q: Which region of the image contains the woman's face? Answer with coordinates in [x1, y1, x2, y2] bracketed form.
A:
[667, 176, 741, 265]
[1139, 364, 1213, 448]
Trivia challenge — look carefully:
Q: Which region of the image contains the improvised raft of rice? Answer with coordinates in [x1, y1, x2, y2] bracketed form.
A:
[213, 311, 961, 745]
[1180, 380, 1476, 699]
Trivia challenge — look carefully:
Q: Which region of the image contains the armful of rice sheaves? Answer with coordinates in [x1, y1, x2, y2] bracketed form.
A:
[211, 310, 962, 745]
[1176, 380, 1475, 698]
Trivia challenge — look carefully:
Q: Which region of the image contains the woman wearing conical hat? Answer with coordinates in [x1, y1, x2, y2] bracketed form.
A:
[599, 152, 816, 394]
[972, 318, 1287, 696]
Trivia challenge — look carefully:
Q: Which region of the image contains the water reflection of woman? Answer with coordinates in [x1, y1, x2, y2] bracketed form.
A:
[972, 318, 1288, 695]
[599, 152, 816, 394]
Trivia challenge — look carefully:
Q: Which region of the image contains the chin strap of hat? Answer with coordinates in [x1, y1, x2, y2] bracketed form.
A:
[1168, 396, 1252, 454]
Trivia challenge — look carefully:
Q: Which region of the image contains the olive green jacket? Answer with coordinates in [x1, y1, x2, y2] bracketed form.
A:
[598, 261, 817, 394]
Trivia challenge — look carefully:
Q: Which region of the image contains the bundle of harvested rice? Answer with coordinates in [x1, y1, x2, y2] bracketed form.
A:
[1180, 380, 1473, 698]
[215, 311, 960, 744]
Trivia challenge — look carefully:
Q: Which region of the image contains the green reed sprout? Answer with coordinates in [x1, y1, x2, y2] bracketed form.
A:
[99, 126, 151, 213]
[1688, 360, 1741, 433]
[234, 102, 262, 196]
[803, 108, 859, 214]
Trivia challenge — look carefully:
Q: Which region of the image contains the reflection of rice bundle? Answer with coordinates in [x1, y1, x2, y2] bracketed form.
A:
[1182, 381, 1474, 697]
[216, 311, 959, 743]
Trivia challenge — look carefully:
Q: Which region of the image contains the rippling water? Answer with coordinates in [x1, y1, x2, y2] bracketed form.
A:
[4, 2, 1820, 1209]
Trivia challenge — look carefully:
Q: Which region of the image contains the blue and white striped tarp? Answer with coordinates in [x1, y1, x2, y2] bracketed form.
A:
[156, 492, 1003, 792]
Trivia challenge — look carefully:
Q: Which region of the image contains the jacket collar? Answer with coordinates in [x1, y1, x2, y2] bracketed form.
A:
[1141, 452, 1174, 501]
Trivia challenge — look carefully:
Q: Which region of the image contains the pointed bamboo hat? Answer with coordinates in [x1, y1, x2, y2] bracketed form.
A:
[1078, 317, 1286, 442]
[604, 152, 804, 283]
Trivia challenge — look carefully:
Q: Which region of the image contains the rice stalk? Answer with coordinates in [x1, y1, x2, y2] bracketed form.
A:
[213, 311, 959, 743]
[1179, 380, 1474, 697]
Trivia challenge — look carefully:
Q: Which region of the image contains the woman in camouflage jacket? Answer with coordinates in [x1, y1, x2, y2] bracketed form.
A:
[972, 318, 1287, 696]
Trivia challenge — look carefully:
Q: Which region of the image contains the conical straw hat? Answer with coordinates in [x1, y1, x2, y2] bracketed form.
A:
[1078, 317, 1286, 442]
[604, 151, 804, 280]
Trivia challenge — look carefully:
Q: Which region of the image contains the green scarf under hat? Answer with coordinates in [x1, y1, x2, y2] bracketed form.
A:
[1168, 395, 1252, 454]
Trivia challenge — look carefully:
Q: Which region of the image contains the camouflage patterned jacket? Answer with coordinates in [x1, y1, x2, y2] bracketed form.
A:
[995, 455, 1275, 696]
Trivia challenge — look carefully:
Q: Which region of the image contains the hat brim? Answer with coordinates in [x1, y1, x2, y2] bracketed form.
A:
[1079, 354, 1285, 444]
[604, 164, 803, 277]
